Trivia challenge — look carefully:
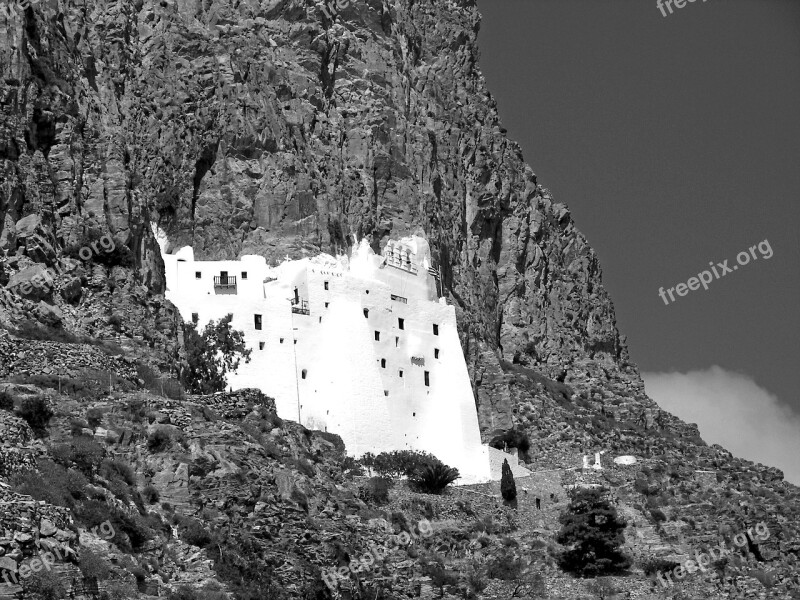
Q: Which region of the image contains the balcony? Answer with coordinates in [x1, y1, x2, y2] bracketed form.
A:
[384, 254, 418, 274]
[213, 275, 237, 294]
[291, 298, 310, 315]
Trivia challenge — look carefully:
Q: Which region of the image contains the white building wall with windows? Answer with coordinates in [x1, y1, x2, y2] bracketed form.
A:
[161, 236, 492, 483]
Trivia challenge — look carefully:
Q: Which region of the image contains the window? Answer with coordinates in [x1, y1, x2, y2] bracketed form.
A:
[365, 289, 370, 294]
[195, 271, 202, 279]
[374, 331, 380, 341]
[398, 318, 404, 330]
[324, 281, 329, 290]
[280, 337, 284, 344]
[424, 371, 430, 386]
[325, 302, 329, 308]
[241, 271, 248, 280]
[395, 336, 399, 347]
[259, 342, 265, 350]
[364, 308, 369, 318]
[381, 359, 386, 368]
[191, 313, 199, 323]
[384, 390, 389, 396]
[432, 324, 439, 335]
[301, 369, 307, 379]
[254, 314, 262, 330]
[399, 370, 403, 378]
[434, 348, 440, 359]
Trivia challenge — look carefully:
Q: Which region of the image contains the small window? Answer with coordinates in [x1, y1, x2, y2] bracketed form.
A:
[364, 308, 369, 318]
[434, 348, 440, 359]
[301, 369, 307, 379]
[241, 271, 248, 280]
[280, 337, 284, 343]
[424, 371, 430, 386]
[191, 313, 199, 323]
[254, 314, 262, 330]
[259, 342, 265, 350]
[365, 289, 370, 294]
[433, 324, 439, 335]
[324, 281, 329, 290]
[395, 336, 399, 347]
[325, 302, 329, 308]
[399, 370, 403, 378]
[384, 390, 389, 396]
[294, 339, 297, 345]
[319, 316, 322, 323]
[374, 331, 380, 341]
[195, 271, 202, 279]
[398, 318, 404, 330]
[381, 359, 386, 368]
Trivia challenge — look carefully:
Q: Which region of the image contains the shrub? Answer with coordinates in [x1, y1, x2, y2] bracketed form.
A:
[25, 569, 67, 600]
[142, 485, 160, 504]
[639, 557, 680, 576]
[371, 450, 442, 479]
[183, 315, 252, 394]
[86, 407, 104, 428]
[17, 396, 54, 434]
[410, 463, 460, 494]
[80, 548, 112, 581]
[99, 459, 137, 486]
[0, 390, 13, 411]
[176, 516, 212, 548]
[489, 427, 531, 454]
[101, 581, 137, 600]
[147, 429, 173, 452]
[500, 459, 517, 502]
[359, 477, 392, 504]
[486, 549, 524, 580]
[167, 584, 229, 600]
[556, 488, 631, 577]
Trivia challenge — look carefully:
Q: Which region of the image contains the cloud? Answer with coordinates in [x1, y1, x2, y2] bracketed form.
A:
[642, 366, 800, 486]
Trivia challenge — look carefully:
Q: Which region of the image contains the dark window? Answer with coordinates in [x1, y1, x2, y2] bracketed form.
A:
[381, 359, 386, 368]
[424, 371, 430, 386]
[325, 302, 329, 308]
[301, 369, 307, 379]
[365, 290, 369, 294]
[398, 318, 404, 330]
[433, 324, 439, 335]
[399, 370, 404, 378]
[195, 271, 201, 279]
[280, 337, 284, 343]
[364, 308, 369, 318]
[191, 313, 199, 323]
[324, 281, 329, 290]
[254, 314, 262, 330]
[384, 390, 389, 396]
[434, 348, 440, 359]
[395, 336, 399, 347]
[374, 331, 380, 341]
[241, 271, 248, 279]
[259, 342, 265, 350]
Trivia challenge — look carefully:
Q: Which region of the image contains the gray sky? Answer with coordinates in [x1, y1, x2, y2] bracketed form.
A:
[477, 0, 800, 483]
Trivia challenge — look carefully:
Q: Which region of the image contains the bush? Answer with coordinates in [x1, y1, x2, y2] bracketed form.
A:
[410, 463, 460, 494]
[99, 459, 137, 486]
[147, 429, 174, 452]
[0, 390, 13, 411]
[370, 450, 442, 479]
[25, 569, 67, 600]
[51, 436, 106, 476]
[101, 581, 137, 600]
[359, 477, 392, 504]
[80, 548, 112, 581]
[17, 396, 54, 434]
[489, 427, 531, 454]
[142, 485, 160, 504]
[639, 556, 680, 576]
[556, 488, 631, 577]
[486, 549, 524, 580]
[86, 407, 104, 428]
[167, 584, 229, 600]
[176, 516, 212, 548]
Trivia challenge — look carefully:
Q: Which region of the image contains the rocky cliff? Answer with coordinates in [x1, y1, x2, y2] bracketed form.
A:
[1, 1, 798, 599]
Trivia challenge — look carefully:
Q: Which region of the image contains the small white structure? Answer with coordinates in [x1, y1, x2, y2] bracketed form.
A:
[161, 235, 495, 483]
[613, 455, 637, 466]
[593, 452, 603, 470]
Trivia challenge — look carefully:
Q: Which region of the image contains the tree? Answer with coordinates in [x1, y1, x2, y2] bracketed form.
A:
[184, 315, 252, 393]
[501, 459, 517, 503]
[556, 488, 631, 577]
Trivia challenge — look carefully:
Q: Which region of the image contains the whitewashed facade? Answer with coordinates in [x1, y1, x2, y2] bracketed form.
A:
[161, 235, 493, 483]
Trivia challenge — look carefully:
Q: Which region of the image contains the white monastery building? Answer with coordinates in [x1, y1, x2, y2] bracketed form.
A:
[161, 234, 523, 484]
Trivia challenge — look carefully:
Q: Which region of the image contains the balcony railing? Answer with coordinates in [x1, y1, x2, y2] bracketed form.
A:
[384, 255, 418, 274]
[213, 275, 237, 294]
[291, 298, 310, 315]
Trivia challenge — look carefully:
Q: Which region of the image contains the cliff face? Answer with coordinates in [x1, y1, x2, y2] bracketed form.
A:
[0, 0, 624, 435]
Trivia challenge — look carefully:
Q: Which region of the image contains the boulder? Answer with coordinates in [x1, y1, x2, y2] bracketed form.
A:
[15, 215, 56, 265]
[7, 265, 53, 300]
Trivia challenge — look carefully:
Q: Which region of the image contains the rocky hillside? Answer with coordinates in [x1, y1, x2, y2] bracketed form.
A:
[1, 0, 798, 599]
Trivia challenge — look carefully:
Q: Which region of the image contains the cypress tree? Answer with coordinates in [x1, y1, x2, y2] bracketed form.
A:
[501, 458, 517, 502]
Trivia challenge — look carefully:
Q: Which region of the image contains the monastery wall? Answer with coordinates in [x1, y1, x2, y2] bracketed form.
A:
[162, 237, 492, 483]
